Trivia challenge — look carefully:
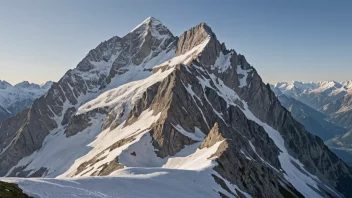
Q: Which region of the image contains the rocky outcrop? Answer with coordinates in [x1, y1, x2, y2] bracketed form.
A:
[0, 181, 31, 198]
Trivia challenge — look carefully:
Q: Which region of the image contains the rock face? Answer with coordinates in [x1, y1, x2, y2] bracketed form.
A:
[0, 105, 11, 121]
[1, 17, 352, 198]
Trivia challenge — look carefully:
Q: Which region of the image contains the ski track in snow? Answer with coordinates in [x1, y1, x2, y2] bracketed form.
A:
[2, 167, 250, 198]
[1, 141, 251, 198]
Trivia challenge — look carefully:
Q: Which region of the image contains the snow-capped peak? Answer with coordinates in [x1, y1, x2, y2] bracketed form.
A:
[343, 80, 352, 90]
[275, 80, 347, 93]
[131, 17, 161, 32]
[0, 80, 12, 89]
[0, 80, 53, 113]
[130, 16, 172, 39]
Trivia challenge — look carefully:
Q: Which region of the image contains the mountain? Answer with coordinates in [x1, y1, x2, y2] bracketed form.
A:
[324, 93, 352, 129]
[274, 81, 352, 164]
[271, 87, 346, 141]
[271, 86, 352, 164]
[273, 81, 352, 130]
[274, 81, 348, 111]
[1, 17, 352, 198]
[326, 130, 352, 165]
[0, 80, 53, 121]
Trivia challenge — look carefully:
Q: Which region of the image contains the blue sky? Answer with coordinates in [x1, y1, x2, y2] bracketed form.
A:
[0, 0, 351, 84]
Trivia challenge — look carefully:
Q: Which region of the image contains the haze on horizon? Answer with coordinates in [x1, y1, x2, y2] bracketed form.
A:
[0, 0, 351, 85]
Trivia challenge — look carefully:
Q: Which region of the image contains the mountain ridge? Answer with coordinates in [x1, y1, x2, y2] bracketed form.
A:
[273, 80, 352, 127]
[1, 17, 352, 198]
[0, 80, 53, 121]
[272, 81, 352, 165]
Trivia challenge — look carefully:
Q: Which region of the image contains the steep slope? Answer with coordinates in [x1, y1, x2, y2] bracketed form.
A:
[0, 80, 53, 120]
[1, 18, 352, 198]
[0, 105, 11, 121]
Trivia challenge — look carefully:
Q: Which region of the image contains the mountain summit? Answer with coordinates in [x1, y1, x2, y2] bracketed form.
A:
[1, 17, 352, 198]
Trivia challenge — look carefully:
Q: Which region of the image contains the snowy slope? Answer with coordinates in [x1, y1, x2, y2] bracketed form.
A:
[2, 167, 250, 198]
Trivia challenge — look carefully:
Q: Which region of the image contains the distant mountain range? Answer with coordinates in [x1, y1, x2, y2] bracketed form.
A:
[272, 81, 352, 164]
[0, 80, 53, 120]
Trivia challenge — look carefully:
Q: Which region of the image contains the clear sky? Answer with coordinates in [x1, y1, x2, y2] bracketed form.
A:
[0, 0, 351, 84]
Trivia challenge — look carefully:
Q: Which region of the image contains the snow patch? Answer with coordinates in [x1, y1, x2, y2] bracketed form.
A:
[154, 37, 211, 69]
[211, 52, 233, 73]
[236, 65, 252, 88]
[171, 124, 206, 141]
